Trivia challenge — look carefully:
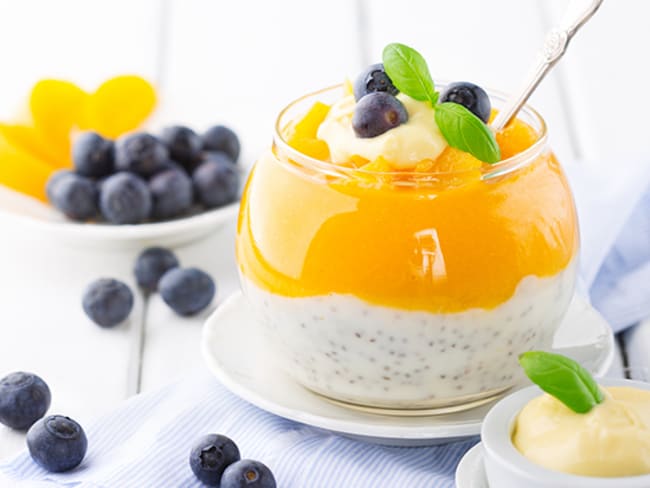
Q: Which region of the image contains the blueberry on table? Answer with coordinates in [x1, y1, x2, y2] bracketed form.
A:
[149, 169, 193, 220]
[0, 372, 51, 430]
[202, 125, 240, 162]
[189, 434, 240, 486]
[439, 81, 491, 123]
[134, 247, 179, 292]
[160, 125, 202, 170]
[352, 91, 408, 138]
[159, 267, 215, 316]
[192, 160, 239, 209]
[353, 62, 399, 101]
[115, 132, 168, 177]
[99, 172, 152, 224]
[82, 278, 134, 327]
[27, 415, 87, 473]
[72, 131, 115, 178]
[48, 173, 98, 221]
[221, 459, 276, 488]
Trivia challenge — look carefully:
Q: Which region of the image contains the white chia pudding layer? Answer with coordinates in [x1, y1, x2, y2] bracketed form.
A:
[241, 262, 576, 409]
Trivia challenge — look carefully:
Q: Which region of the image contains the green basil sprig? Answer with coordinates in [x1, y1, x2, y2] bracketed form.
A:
[519, 351, 604, 414]
[382, 42, 500, 164]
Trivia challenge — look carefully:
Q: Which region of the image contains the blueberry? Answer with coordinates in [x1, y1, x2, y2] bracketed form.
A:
[439, 81, 491, 123]
[72, 131, 114, 178]
[202, 125, 240, 162]
[203, 150, 236, 166]
[160, 125, 202, 171]
[48, 173, 98, 221]
[27, 415, 87, 473]
[353, 63, 399, 101]
[134, 247, 179, 292]
[82, 278, 134, 327]
[154, 159, 186, 175]
[221, 459, 276, 488]
[352, 92, 408, 138]
[159, 267, 215, 316]
[193, 160, 239, 209]
[0, 372, 51, 430]
[115, 132, 168, 177]
[189, 434, 240, 486]
[99, 172, 152, 224]
[149, 169, 193, 220]
[45, 169, 73, 202]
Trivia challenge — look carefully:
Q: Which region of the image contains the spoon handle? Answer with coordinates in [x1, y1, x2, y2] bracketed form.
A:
[490, 0, 604, 132]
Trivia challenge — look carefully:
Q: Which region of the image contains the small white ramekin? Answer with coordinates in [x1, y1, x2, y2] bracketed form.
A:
[481, 378, 650, 488]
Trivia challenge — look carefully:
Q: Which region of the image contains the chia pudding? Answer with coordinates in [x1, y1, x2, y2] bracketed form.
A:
[242, 261, 575, 410]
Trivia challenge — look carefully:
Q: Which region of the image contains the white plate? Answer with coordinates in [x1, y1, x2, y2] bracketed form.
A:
[456, 443, 489, 488]
[0, 185, 239, 249]
[201, 292, 614, 446]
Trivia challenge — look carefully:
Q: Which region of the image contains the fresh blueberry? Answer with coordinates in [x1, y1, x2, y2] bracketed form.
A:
[115, 132, 168, 177]
[0, 372, 51, 430]
[352, 92, 408, 138]
[221, 459, 276, 488]
[134, 247, 179, 292]
[202, 125, 240, 162]
[82, 278, 134, 327]
[353, 63, 399, 101]
[439, 81, 491, 123]
[48, 173, 98, 221]
[160, 125, 202, 171]
[27, 415, 87, 473]
[159, 267, 215, 316]
[99, 172, 152, 224]
[154, 159, 186, 175]
[189, 434, 240, 486]
[149, 169, 193, 220]
[45, 169, 73, 202]
[192, 160, 239, 209]
[72, 131, 114, 178]
[203, 150, 236, 166]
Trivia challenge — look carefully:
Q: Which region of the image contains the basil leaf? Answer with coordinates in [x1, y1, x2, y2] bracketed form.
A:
[519, 351, 605, 414]
[382, 43, 438, 104]
[434, 102, 500, 164]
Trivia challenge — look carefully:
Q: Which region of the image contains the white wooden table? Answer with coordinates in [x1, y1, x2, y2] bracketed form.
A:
[1, 0, 649, 464]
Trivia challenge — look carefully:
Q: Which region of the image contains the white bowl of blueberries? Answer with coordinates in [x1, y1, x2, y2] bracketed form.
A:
[0, 124, 242, 248]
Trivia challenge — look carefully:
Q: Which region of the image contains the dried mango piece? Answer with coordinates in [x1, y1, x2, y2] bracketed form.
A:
[0, 136, 55, 201]
[29, 79, 87, 166]
[0, 123, 70, 169]
[85, 75, 156, 139]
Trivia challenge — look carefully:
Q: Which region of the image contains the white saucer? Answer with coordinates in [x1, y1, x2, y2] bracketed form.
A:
[456, 443, 488, 488]
[201, 292, 614, 446]
[0, 184, 239, 249]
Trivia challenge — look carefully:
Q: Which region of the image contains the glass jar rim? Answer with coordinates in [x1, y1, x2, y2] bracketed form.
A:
[273, 83, 549, 179]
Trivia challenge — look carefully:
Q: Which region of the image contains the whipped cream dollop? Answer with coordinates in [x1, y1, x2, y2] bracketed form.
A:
[316, 93, 447, 170]
[513, 386, 650, 477]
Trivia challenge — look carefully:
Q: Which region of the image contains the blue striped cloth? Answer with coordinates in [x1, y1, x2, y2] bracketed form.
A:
[0, 369, 476, 487]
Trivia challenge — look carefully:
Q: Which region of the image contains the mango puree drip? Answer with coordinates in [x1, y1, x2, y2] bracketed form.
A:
[236, 110, 578, 313]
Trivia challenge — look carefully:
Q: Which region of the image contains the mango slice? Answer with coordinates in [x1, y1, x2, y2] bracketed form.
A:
[30, 79, 87, 167]
[85, 75, 156, 139]
[0, 136, 55, 201]
[496, 118, 539, 160]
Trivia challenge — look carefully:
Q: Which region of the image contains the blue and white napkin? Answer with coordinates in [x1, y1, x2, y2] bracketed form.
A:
[2, 156, 650, 487]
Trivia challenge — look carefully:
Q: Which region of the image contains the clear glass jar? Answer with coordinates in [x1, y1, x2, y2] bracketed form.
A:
[236, 85, 579, 414]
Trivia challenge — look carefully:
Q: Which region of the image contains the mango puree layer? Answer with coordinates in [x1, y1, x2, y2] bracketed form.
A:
[236, 118, 578, 313]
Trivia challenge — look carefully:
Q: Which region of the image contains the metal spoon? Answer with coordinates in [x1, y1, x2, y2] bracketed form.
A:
[491, 0, 604, 132]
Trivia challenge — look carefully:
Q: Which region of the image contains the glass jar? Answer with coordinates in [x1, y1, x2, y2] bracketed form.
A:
[236, 85, 579, 414]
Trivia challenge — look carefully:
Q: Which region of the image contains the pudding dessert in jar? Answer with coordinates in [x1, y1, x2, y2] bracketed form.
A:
[236, 43, 578, 412]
